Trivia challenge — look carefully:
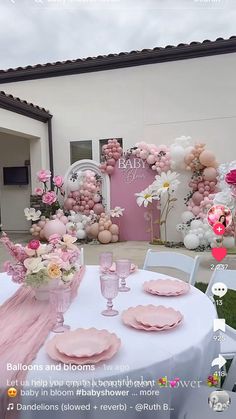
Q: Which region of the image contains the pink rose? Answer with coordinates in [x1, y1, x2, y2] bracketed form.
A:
[28, 239, 40, 250]
[53, 176, 64, 188]
[35, 187, 44, 196]
[42, 191, 57, 205]
[37, 169, 51, 183]
[48, 234, 61, 245]
[225, 169, 236, 185]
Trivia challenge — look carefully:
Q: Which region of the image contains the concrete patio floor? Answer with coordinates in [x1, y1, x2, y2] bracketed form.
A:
[1, 233, 236, 284]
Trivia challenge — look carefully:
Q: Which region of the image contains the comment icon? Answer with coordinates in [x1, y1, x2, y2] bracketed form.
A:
[212, 282, 228, 298]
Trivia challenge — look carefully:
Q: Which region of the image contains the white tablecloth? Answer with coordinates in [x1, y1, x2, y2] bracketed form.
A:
[0, 267, 218, 419]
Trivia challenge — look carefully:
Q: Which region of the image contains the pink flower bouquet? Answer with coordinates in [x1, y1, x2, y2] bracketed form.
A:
[1, 233, 81, 288]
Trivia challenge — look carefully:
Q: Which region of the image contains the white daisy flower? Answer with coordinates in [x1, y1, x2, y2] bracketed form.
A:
[135, 187, 160, 207]
[153, 171, 180, 195]
[24, 208, 41, 221]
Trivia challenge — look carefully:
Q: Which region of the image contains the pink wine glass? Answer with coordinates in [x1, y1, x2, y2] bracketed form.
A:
[50, 287, 71, 333]
[100, 273, 119, 316]
[116, 259, 131, 292]
[99, 252, 113, 273]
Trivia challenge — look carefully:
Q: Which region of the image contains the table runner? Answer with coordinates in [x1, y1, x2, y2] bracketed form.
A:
[0, 265, 85, 418]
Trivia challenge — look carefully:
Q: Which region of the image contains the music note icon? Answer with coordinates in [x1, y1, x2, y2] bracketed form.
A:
[7, 403, 14, 411]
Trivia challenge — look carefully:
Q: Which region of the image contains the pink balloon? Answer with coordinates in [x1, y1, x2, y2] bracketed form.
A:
[80, 205, 85, 212]
[147, 154, 156, 164]
[64, 198, 75, 211]
[84, 209, 90, 216]
[73, 205, 80, 212]
[198, 187, 204, 194]
[113, 152, 120, 160]
[88, 199, 94, 209]
[43, 219, 66, 241]
[68, 192, 73, 198]
[84, 190, 90, 197]
[72, 190, 80, 199]
[204, 191, 209, 197]
[192, 192, 204, 205]
[93, 203, 104, 215]
[192, 206, 200, 216]
[85, 204, 89, 210]
[107, 158, 116, 166]
[106, 165, 114, 175]
[81, 200, 86, 206]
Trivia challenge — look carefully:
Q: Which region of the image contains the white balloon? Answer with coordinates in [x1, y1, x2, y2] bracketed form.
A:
[190, 220, 203, 230]
[170, 145, 185, 163]
[184, 234, 200, 249]
[77, 229, 86, 240]
[76, 222, 83, 230]
[181, 211, 195, 224]
[67, 178, 79, 192]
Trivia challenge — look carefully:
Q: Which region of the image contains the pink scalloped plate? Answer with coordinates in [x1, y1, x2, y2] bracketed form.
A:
[55, 328, 111, 357]
[109, 263, 137, 273]
[143, 279, 190, 296]
[46, 329, 121, 365]
[122, 305, 183, 331]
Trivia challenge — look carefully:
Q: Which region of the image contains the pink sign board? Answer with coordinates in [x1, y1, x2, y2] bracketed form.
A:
[110, 157, 160, 241]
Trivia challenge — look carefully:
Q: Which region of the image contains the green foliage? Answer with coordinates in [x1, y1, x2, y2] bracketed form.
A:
[25, 269, 49, 288]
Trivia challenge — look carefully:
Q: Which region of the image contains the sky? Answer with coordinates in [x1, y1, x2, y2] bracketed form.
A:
[0, 0, 236, 69]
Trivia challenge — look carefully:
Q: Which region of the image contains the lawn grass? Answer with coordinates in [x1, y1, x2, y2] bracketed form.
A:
[195, 282, 236, 329]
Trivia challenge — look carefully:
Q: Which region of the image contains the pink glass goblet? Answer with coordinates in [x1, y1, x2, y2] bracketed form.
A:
[116, 259, 131, 292]
[99, 252, 113, 273]
[100, 273, 119, 316]
[50, 287, 71, 333]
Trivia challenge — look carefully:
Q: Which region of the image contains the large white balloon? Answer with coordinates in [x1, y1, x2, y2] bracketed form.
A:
[184, 234, 200, 249]
[190, 220, 203, 230]
[181, 211, 195, 224]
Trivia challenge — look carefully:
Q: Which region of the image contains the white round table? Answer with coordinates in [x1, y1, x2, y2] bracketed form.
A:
[0, 267, 218, 419]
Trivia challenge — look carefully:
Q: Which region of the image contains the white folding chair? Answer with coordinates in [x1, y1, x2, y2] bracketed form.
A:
[143, 249, 201, 285]
[205, 270, 236, 359]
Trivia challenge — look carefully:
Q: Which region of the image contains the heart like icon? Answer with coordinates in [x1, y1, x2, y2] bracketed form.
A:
[211, 247, 227, 262]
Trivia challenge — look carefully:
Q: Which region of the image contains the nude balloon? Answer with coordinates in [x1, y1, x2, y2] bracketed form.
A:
[89, 223, 99, 237]
[203, 167, 217, 181]
[109, 224, 119, 235]
[98, 230, 112, 244]
[111, 234, 119, 243]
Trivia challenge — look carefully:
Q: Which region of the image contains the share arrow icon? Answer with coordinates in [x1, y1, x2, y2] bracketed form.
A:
[211, 354, 227, 369]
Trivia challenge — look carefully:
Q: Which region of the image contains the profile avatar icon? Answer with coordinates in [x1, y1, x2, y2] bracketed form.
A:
[208, 389, 231, 412]
[207, 205, 232, 229]
[218, 215, 227, 227]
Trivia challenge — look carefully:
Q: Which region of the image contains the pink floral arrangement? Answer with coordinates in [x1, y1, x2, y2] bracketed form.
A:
[1, 233, 81, 287]
[35, 170, 65, 216]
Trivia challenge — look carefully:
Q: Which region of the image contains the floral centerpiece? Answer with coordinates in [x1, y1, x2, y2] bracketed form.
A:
[1, 233, 81, 300]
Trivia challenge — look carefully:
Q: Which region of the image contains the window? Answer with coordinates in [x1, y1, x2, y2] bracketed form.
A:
[70, 141, 92, 164]
[99, 138, 123, 162]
